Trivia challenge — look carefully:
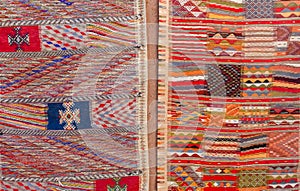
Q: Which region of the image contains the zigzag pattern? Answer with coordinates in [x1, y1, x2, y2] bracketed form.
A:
[92, 99, 136, 128]
[269, 103, 300, 126]
[242, 65, 272, 97]
[274, 1, 300, 18]
[207, 26, 244, 57]
[240, 133, 268, 160]
[207, 0, 244, 20]
[269, 132, 299, 157]
[268, 166, 299, 190]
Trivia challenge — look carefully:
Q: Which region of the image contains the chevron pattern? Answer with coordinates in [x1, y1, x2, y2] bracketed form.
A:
[207, 0, 245, 20]
[92, 99, 137, 128]
[269, 132, 299, 157]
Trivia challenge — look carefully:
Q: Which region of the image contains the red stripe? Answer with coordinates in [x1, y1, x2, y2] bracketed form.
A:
[170, 95, 300, 102]
[172, 18, 300, 25]
[170, 80, 206, 86]
[169, 125, 299, 133]
[169, 159, 299, 166]
[171, 56, 300, 63]
[240, 149, 268, 155]
[202, 175, 237, 181]
[204, 188, 237, 191]
[271, 86, 300, 93]
[207, 4, 244, 12]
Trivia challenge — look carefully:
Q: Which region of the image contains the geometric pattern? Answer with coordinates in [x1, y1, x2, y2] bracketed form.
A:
[207, 65, 241, 97]
[244, 26, 276, 57]
[241, 65, 272, 97]
[267, 165, 299, 190]
[202, 167, 238, 190]
[172, 0, 207, 18]
[47, 101, 91, 130]
[158, 0, 300, 189]
[92, 99, 137, 128]
[274, 0, 300, 18]
[207, 26, 244, 57]
[271, 64, 300, 97]
[1, 0, 146, 190]
[269, 132, 299, 157]
[168, 165, 203, 190]
[41, 24, 86, 51]
[0, 26, 41, 52]
[238, 168, 268, 188]
[245, 0, 274, 19]
[207, 0, 245, 20]
[240, 133, 268, 160]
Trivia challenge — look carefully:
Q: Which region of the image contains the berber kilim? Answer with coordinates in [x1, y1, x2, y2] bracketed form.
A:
[0, 0, 148, 190]
[158, 0, 300, 190]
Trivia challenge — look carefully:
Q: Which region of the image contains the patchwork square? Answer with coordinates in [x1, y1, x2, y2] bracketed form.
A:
[207, 26, 244, 57]
[244, 26, 276, 57]
[269, 132, 299, 157]
[168, 165, 203, 190]
[240, 133, 268, 160]
[203, 167, 238, 190]
[239, 104, 270, 128]
[245, 0, 274, 19]
[47, 101, 91, 130]
[0, 26, 41, 52]
[238, 168, 268, 188]
[274, 1, 300, 18]
[267, 165, 299, 190]
[207, 65, 241, 97]
[241, 65, 272, 97]
[172, 0, 208, 18]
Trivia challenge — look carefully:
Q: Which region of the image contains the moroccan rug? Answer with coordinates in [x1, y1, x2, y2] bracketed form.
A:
[157, 0, 300, 190]
[0, 1, 148, 190]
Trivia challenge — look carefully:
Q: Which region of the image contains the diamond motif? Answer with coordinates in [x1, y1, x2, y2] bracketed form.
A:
[59, 101, 80, 130]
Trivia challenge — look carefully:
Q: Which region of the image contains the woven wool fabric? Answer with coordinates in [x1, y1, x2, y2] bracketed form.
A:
[158, 0, 300, 190]
[0, 1, 148, 190]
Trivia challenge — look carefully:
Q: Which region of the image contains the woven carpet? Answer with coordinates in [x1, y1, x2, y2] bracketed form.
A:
[0, 1, 148, 190]
[157, 0, 300, 190]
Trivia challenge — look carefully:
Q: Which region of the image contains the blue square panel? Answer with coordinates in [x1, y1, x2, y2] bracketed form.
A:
[47, 101, 91, 130]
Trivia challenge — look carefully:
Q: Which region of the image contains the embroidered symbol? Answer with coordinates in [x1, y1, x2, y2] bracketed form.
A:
[59, 101, 80, 130]
[8, 27, 30, 51]
[107, 178, 127, 191]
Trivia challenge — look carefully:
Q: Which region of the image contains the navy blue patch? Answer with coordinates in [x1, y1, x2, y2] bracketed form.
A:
[47, 101, 91, 130]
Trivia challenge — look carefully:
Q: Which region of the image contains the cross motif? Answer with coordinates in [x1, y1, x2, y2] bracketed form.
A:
[59, 101, 80, 130]
[8, 27, 30, 51]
